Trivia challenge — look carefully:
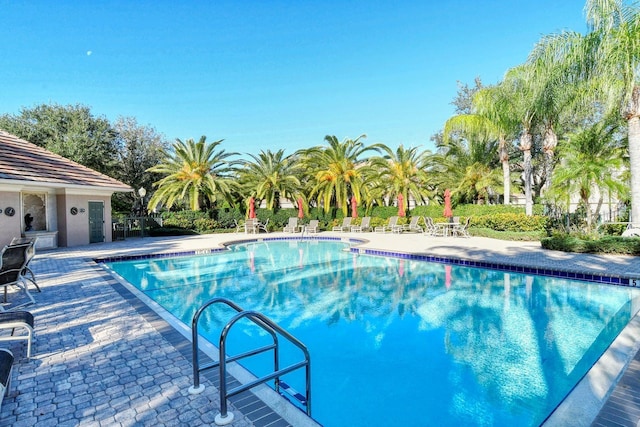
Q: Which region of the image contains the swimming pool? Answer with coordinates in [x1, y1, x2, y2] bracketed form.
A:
[105, 240, 640, 426]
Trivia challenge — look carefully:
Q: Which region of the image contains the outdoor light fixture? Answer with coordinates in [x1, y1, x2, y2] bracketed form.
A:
[138, 187, 146, 198]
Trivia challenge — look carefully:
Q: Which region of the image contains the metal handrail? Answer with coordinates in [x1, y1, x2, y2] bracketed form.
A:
[189, 297, 312, 426]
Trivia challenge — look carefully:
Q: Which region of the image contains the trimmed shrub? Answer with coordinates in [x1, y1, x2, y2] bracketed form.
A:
[470, 213, 547, 232]
[541, 234, 640, 255]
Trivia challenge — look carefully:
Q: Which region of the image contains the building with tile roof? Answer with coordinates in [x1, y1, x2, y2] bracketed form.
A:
[0, 131, 132, 248]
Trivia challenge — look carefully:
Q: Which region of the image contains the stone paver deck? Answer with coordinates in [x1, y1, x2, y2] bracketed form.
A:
[0, 231, 639, 426]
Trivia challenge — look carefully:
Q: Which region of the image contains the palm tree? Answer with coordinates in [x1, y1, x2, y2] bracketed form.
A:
[367, 145, 435, 211]
[147, 136, 239, 211]
[300, 135, 381, 215]
[583, 0, 640, 223]
[501, 65, 538, 215]
[433, 134, 504, 204]
[445, 85, 519, 204]
[239, 149, 304, 210]
[549, 119, 627, 228]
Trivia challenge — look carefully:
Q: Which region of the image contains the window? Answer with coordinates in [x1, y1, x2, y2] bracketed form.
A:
[22, 193, 47, 232]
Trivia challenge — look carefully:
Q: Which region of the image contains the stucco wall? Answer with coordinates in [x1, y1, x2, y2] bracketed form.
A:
[0, 191, 22, 248]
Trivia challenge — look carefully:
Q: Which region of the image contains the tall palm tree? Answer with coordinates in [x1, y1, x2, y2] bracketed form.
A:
[550, 119, 627, 228]
[445, 85, 519, 204]
[300, 135, 381, 215]
[502, 65, 538, 215]
[239, 149, 304, 210]
[583, 0, 640, 223]
[367, 145, 435, 211]
[147, 136, 239, 211]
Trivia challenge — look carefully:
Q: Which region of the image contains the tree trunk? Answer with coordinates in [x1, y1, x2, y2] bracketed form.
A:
[628, 113, 640, 225]
[520, 131, 533, 216]
[500, 137, 510, 205]
[542, 126, 558, 193]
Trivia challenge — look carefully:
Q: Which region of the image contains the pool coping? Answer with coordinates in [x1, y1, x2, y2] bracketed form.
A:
[94, 235, 640, 425]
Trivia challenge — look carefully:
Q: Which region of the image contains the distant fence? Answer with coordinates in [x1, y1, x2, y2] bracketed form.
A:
[112, 215, 163, 240]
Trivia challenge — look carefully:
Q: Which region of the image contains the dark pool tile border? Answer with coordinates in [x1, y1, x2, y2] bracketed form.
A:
[95, 237, 635, 288]
[94, 236, 366, 264]
[355, 248, 634, 287]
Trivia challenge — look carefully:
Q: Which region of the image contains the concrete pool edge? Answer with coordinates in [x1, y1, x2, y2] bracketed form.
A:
[542, 310, 640, 425]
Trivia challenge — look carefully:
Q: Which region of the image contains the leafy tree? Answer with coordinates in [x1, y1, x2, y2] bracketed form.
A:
[433, 134, 504, 205]
[549, 119, 627, 228]
[367, 145, 435, 212]
[147, 136, 240, 211]
[450, 77, 483, 115]
[0, 103, 118, 176]
[583, 0, 640, 224]
[445, 85, 519, 205]
[300, 135, 382, 215]
[239, 149, 304, 210]
[112, 117, 169, 213]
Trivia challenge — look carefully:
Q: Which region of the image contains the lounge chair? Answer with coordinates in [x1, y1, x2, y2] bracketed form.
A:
[244, 218, 258, 234]
[332, 217, 352, 232]
[423, 217, 442, 236]
[283, 217, 299, 233]
[0, 244, 36, 311]
[0, 349, 13, 408]
[375, 216, 401, 233]
[402, 216, 423, 233]
[9, 238, 40, 293]
[453, 217, 471, 238]
[351, 217, 371, 232]
[0, 311, 34, 359]
[305, 220, 319, 234]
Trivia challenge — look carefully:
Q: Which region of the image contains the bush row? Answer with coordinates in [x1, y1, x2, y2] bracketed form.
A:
[157, 204, 548, 234]
[541, 235, 640, 255]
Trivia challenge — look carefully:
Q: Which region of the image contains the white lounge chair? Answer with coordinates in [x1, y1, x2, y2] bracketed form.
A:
[403, 216, 423, 233]
[351, 217, 371, 232]
[332, 217, 352, 232]
[283, 217, 299, 233]
[305, 220, 319, 233]
[375, 216, 401, 233]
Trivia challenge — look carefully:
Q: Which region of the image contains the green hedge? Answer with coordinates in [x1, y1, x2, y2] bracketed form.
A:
[541, 235, 640, 255]
[470, 213, 547, 232]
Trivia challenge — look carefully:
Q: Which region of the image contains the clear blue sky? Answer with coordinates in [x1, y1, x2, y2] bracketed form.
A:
[1, 0, 587, 156]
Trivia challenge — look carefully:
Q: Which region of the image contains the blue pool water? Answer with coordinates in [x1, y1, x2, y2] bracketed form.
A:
[106, 240, 640, 426]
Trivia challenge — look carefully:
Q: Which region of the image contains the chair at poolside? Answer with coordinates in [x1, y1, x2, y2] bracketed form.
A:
[453, 217, 471, 238]
[0, 311, 34, 359]
[424, 217, 442, 236]
[234, 219, 245, 233]
[0, 349, 13, 408]
[244, 218, 258, 234]
[0, 244, 36, 311]
[305, 220, 319, 234]
[332, 217, 352, 232]
[283, 217, 299, 233]
[402, 216, 423, 233]
[9, 238, 40, 293]
[351, 217, 371, 232]
[375, 216, 401, 233]
[256, 218, 269, 233]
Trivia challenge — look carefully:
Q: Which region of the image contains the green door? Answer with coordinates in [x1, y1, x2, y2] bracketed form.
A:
[88, 201, 104, 243]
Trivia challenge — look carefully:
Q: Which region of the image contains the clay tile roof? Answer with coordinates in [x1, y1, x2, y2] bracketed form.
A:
[0, 130, 132, 191]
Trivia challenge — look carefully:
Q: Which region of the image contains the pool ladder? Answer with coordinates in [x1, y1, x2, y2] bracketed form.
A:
[188, 297, 312, 426]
